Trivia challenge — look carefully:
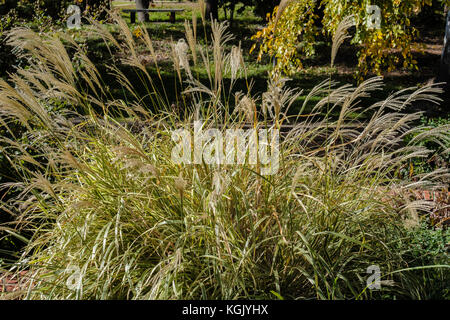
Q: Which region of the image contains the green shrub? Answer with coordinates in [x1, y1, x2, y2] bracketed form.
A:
[399, 222, 449, 299]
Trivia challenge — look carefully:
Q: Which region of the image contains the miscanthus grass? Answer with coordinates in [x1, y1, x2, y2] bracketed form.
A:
[0, 13, 449, 299]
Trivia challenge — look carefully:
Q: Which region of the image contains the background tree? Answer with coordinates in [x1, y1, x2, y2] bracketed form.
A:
[251, 0, 279, 18]
[252, 0, 450, 79]
[205, 0, 219, 20]
[219, 0, 260, 24]
[135, 0, 150, 22]
[201, 0, 279, 24]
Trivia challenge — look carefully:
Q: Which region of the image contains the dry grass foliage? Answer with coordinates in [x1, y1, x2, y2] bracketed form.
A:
[0, 13, 448, 299]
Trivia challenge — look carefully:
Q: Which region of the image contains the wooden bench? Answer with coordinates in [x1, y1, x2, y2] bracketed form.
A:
[123, 9, 184, 24]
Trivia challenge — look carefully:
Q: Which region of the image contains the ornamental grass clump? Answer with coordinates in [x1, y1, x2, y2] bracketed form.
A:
[0, 13, 448, 299]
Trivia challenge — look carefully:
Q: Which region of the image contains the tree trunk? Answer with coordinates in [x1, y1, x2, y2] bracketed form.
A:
[205, 0, 218, 21]
[135, 0, 150, 22]
[229, 2, 235, 25]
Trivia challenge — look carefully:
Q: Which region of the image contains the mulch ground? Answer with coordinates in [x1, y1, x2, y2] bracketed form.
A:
[0, 271, 29, 295]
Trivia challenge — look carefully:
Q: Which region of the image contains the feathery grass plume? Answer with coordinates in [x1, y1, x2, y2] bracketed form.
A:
[0, 17, 449, 300]
[229, 44, 243, 82]
[331, 15, 356, 67]
[5, 29, 85, 109]
[234, 93, 256, 124]
[140, 26, 159, 67]
[211, 20, 234, 94]
[86, 17, 123, 55]
[108, 14, 171, 110]
[112, 10, 138, 61]
[174, 172, 187, 192]
[408, 124, 450, 152]
[273, 0, 293, 31]
[192, 12, 198, 45]
[171, 40, 183, 84]
[174, 38, 192, 80]
[262, 76, 302, 124]
[6, 28, 77, 86]
[198, 46, 212, 86]
[198, 0, 206, 24]
[184, 20, 197, 66]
